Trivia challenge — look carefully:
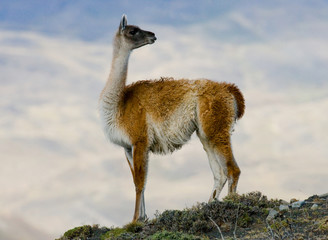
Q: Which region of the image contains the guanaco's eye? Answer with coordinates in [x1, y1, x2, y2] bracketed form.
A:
[129, 28, 139, 35]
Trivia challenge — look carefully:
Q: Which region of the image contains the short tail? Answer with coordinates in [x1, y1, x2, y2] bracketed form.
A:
[227, 84, 245, 120]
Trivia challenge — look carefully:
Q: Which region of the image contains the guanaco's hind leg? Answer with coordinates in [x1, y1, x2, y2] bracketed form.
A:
[198, 131, 240, 201]
[214, 140, 240, 195]
[198, 134, 227, 201]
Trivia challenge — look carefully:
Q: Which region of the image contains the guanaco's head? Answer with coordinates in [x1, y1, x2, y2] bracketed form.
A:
[115, 15, 157, 51]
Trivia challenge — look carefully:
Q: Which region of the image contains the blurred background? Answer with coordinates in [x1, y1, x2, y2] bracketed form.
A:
[1, 0, 327, 239]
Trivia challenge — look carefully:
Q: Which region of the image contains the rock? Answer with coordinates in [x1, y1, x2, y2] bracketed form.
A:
[279, 204, 289, 211]
[280, 200, 289, 205]
[291, 200, 305, 208]
[266, 209, 279, 221]
[319, 193, 328, 198]
[311, 204, 319, 210]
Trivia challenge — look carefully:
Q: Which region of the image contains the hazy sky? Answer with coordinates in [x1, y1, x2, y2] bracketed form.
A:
[1, 1, 328, 239]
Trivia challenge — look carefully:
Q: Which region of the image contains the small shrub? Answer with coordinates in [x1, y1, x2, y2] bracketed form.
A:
[238, 213, 252, 228]
[123, 221, 144, 233]
[192, 220, 212, 233]
[317, 216, 328, 231]
[223, 191, 279, 209]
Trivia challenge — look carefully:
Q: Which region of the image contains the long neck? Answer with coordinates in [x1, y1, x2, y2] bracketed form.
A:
[101, 37, 131, 101]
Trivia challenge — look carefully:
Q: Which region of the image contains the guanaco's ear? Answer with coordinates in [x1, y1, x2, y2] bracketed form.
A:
[120, 14, 127, 32]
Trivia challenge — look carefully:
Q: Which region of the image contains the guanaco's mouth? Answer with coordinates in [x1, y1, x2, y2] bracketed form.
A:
[148, 36, 157, 44]
[134, 36, 157, 49]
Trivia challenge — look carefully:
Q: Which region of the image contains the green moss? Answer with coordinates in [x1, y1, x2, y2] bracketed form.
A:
[100, 222, 145, 240]
[100, 227, 127, 239]
[57, 225, 110, 240]
[63, 225, 93, 239]
[147, 230, 208, 240]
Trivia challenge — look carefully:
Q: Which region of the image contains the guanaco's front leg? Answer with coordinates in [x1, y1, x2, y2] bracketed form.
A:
[131, 143, 148, 222]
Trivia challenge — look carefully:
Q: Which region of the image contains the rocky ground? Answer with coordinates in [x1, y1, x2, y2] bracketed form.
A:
[57, 192, 328, 240]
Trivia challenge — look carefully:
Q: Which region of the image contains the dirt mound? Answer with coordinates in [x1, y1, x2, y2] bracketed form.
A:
[57, 192, 328, 239]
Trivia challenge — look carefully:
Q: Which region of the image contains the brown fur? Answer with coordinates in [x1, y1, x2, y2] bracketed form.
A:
[119, 78, 191, 121]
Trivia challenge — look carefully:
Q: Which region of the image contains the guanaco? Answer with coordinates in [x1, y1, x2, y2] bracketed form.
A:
[99, 15, 245, 222]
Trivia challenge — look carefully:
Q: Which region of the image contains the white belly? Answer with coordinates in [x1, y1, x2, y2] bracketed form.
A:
[147, 102, 198, 154]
